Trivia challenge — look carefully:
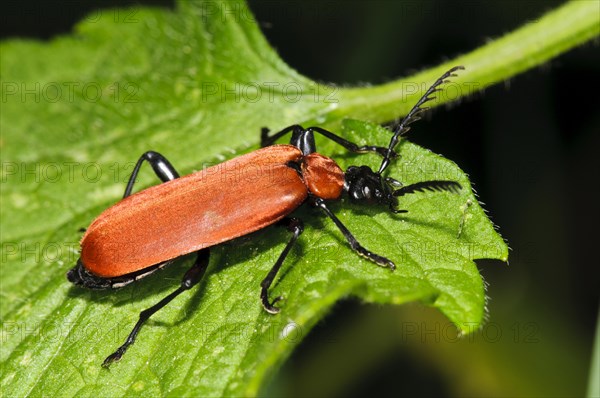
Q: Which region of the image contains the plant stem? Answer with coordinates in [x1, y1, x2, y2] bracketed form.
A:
[316, 1, 599, 126]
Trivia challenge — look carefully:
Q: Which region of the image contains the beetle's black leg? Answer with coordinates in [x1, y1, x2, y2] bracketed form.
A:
[312, 198, 396, 270]
[306, 127, 397, 159]
[123, 151, 180, 198]
[261, 125, 301, 147]
[260, 125, 396, 158]
[262, 125, 318, 155]
[102, 249, 210, 368]
[261, 217, 304, 314]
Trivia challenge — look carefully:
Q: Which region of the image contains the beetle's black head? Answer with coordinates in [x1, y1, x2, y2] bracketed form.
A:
[343, 166, 400, 211]
[67, 260, 112, 289]
[344, 165, 462, 213]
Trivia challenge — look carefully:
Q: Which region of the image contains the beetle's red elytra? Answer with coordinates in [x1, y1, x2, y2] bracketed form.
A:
[80, 145, 311, 278]
[68, 67, 465, 367]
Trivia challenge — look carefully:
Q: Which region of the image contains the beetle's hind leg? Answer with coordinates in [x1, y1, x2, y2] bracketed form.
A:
[123, 151, 180, 197]
[261, 217, 304, 314]
[102, 249, 210, 368]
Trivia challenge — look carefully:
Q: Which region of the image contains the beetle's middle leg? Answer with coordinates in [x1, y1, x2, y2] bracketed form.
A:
[261, 125, 398, 159]
[102, 248, 210, 368]
[123, 151, 180, 197]
[261, 217, 304, 314]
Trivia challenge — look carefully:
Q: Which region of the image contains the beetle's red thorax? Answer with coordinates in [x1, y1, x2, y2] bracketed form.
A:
[301, 153, 344, 200]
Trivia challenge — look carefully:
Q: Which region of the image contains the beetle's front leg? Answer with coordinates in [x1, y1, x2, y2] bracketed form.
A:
[312, 197, 396, 270]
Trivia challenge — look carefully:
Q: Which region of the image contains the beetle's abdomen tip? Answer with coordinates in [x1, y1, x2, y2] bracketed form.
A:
[67, 259, 112, 289]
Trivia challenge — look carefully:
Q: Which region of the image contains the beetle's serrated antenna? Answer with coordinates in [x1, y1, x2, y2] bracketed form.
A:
[378, 66, 465, 175]
[393, 180, 462, 197]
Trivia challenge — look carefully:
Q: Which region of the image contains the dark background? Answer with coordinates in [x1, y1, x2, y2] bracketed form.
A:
[2, 1, 598, 397]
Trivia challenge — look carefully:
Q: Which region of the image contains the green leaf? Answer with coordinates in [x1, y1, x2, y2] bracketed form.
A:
[1, 0, 596, 396]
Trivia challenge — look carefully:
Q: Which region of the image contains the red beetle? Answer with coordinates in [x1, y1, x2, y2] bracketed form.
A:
[68, 67, 464, 366]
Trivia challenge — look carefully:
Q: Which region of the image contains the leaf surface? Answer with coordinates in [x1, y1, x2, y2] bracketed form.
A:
[18, 0, 600, 395]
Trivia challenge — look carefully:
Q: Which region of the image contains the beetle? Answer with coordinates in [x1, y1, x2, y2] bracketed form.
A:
[67, 66, 464, 367]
